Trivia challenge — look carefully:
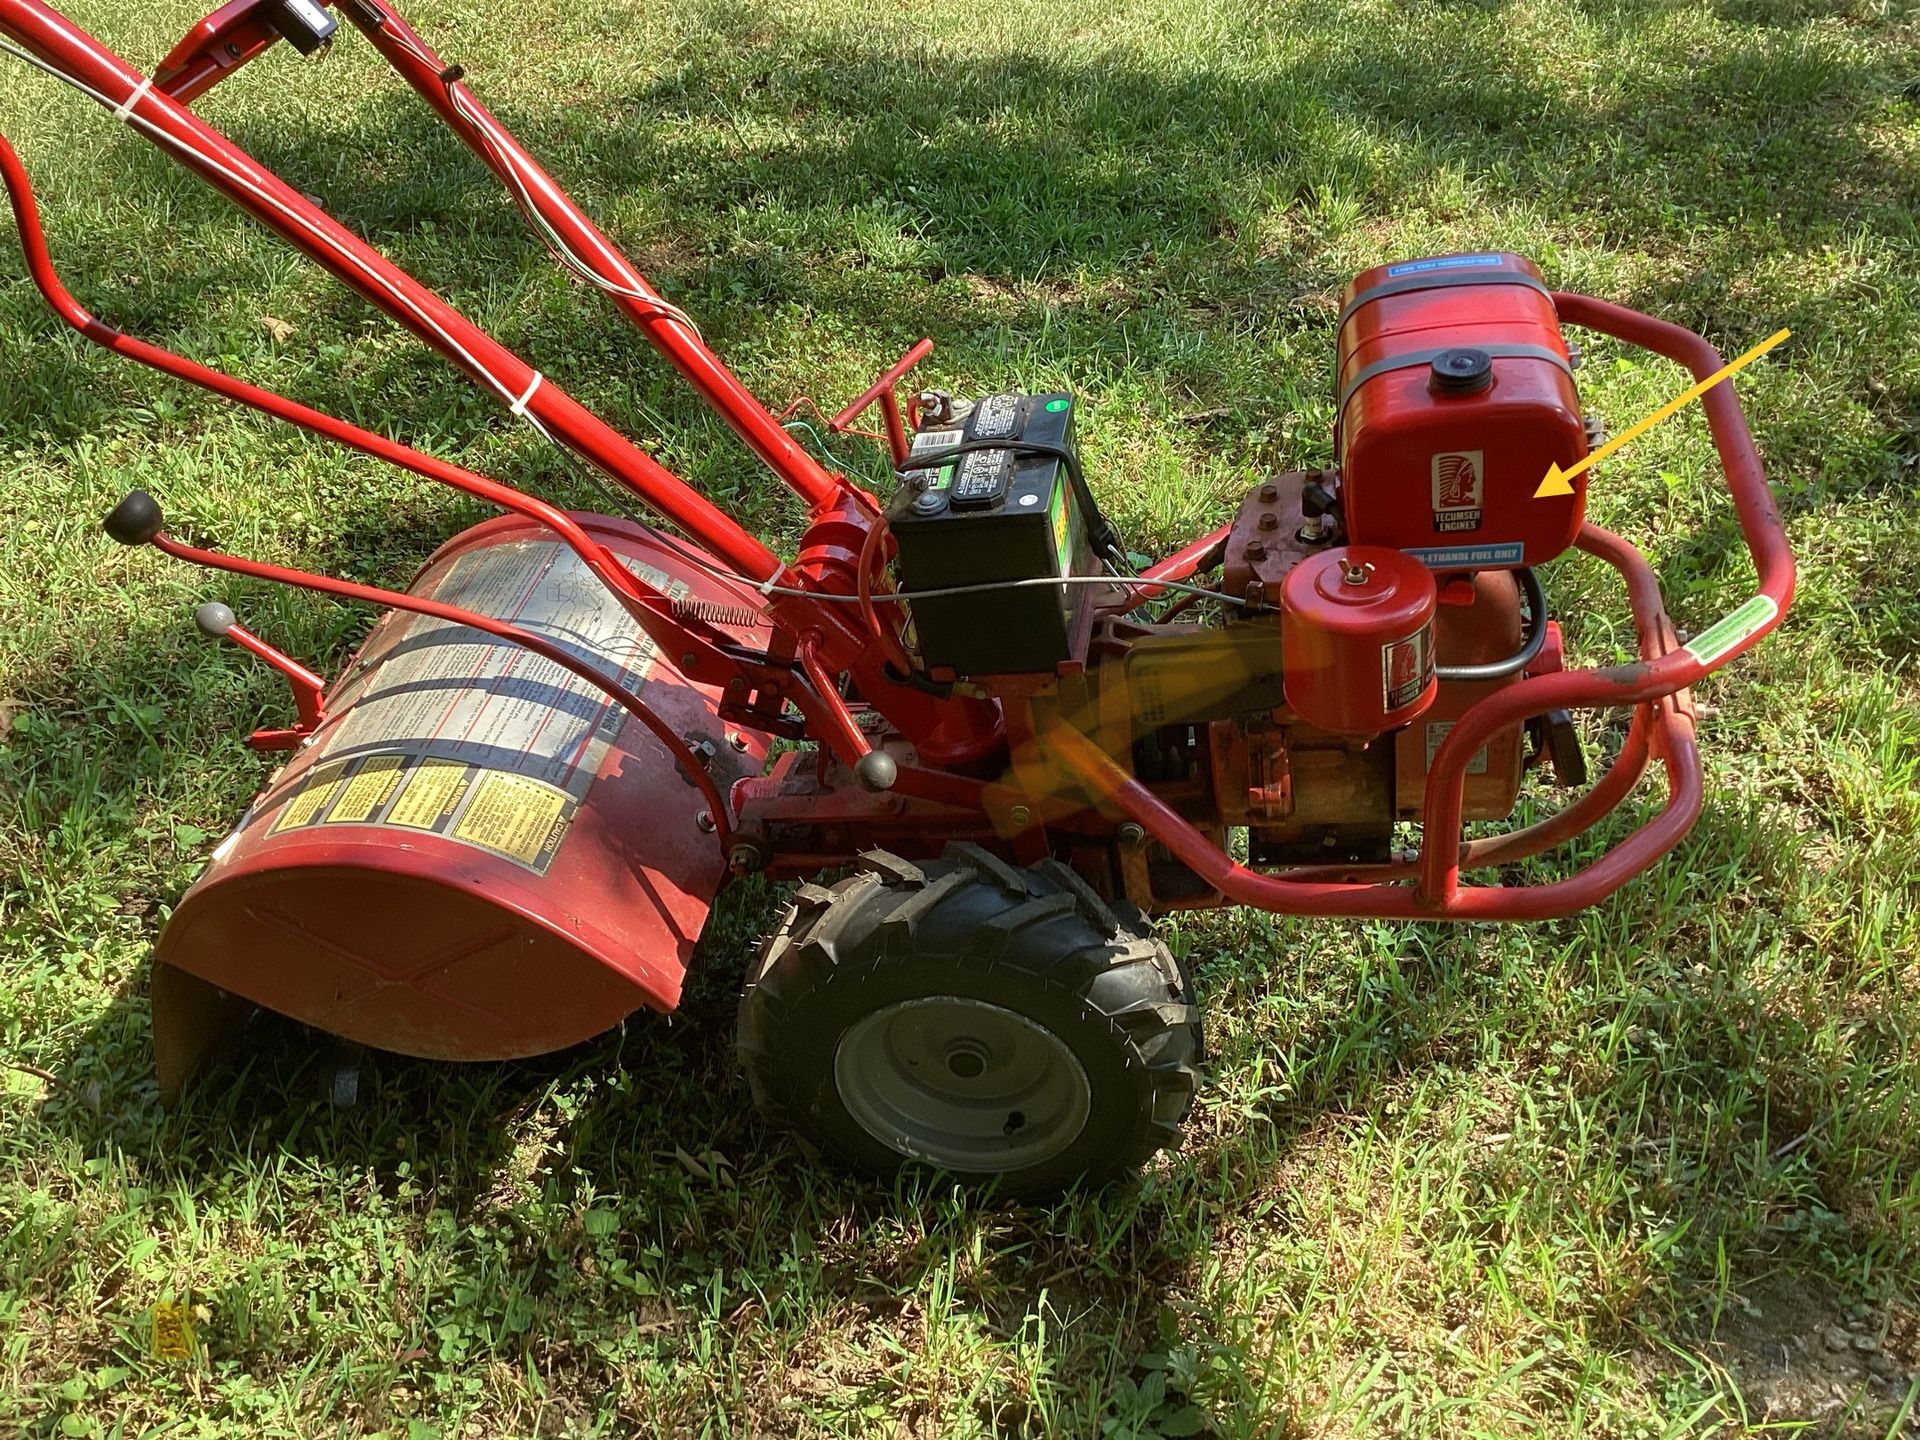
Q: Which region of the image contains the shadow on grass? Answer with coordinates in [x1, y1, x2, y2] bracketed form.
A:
[6, 1, 1913, 447]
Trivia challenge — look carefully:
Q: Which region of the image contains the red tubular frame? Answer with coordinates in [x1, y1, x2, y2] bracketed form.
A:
[0, 0, 1795, 923]
[0, 0, 1001, 762]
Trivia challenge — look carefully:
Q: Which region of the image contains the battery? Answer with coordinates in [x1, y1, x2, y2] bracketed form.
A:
[886, 393, 1097, 676]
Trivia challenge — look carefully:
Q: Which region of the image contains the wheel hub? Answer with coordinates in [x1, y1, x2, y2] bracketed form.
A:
[833, 996, 1092, 1173]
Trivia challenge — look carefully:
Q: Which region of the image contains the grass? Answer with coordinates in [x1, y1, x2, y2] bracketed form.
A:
[1, 0, 1917, 1433]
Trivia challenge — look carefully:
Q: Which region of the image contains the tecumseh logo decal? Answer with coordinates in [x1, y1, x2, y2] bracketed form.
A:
[1432, 450, 1484, 533]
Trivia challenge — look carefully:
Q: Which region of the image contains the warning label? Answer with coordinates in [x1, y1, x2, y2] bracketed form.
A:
[264, 540, 681, 874]
[1424, 719, 1490, 776]
[1381, 625, 1434, 714]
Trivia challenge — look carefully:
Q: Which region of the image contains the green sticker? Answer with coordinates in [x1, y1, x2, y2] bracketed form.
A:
[1683, 594, 1779, 665]
[1044, 398, 1070, 413]
[1049, 479, 1076, 577]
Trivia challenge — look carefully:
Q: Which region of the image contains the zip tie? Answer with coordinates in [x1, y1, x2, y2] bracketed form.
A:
[509, 370, 543, 416]
[112, 75, 154, 123]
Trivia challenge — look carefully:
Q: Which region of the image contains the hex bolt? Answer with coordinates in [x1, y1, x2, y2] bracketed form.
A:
[1257, 512, 1279, 532]
[695, 810, 716, 833]
[1244, 540, 1267, 562]
[1258, 483, 1279, 503]
[1008, 805, 1033, 827]
[1117, 822, 1146, 847]
[729, 842, 764, 872]
[727, 731, 750, 751]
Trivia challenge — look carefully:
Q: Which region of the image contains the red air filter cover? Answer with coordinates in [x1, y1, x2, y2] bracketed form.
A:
[1336, 252, 1587, 571]
[1281, 546, 1439, 735]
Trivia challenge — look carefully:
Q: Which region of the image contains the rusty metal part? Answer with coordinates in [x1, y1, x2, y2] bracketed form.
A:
[1221, 470, 1338, 606]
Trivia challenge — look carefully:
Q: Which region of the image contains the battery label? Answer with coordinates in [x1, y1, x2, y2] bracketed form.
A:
[906, 428, 963, 490]
[263, 541, 679, 874]
[971, 394, 1021, 438]
[1382, 625, 1434, 714]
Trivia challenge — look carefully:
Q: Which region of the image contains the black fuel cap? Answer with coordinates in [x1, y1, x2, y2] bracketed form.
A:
[1429, 347, 1494, 395]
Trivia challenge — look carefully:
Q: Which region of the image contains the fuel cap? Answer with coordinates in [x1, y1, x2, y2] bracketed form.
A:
[1429, 347, 1494, 395]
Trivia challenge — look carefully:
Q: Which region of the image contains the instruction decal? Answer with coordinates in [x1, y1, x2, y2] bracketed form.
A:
[263, 540, 683, 874]
[1424, 719, 1489, 775]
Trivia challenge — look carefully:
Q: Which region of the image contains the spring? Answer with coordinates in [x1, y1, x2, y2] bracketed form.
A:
[671, 596, 770, 629]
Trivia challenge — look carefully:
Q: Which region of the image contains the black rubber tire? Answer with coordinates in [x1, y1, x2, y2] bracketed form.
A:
[738, 843, 1203, 1197]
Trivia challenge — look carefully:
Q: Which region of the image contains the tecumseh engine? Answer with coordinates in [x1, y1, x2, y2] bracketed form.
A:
[873, 251, 1594, 898]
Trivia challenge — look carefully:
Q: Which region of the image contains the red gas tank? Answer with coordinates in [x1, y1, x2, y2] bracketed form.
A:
[1336, 252, 1587, 571]
[150, 513, 768, 1093]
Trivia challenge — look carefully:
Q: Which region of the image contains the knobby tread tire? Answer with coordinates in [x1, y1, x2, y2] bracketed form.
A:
[737, 844, 1203, 1196]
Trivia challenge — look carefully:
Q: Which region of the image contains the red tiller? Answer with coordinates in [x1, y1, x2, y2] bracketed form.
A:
[1, 0, 1795, 1191]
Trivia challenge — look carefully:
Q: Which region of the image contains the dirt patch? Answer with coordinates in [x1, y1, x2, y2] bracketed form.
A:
[1693, 1272, 1919, 1434]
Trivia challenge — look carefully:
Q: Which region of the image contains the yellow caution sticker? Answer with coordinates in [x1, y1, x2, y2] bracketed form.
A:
[269, 760, 350, 834]
[150, 1300, 195, 1361]
[264, 751, 579, 875]
[325, 753, 408, 824]
[386, 758, 471, 832]
[451, 771, 570, 868]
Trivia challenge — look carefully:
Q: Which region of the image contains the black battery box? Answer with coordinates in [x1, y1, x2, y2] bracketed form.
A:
[886, 393, 1098, 676]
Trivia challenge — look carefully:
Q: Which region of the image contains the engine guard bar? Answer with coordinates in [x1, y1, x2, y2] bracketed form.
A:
[1058, 294, 1794, 920]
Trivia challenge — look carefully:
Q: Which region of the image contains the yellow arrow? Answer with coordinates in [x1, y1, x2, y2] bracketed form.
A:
[1535, 327, 1790, 498]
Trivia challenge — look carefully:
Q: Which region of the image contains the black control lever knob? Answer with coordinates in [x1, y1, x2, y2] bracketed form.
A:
[103, 490, 164, 546]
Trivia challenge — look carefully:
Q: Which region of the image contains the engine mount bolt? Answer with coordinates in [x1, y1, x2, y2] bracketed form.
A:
[1244, 540, 1267, 561]
[1258, 483, 1279, 503]
[1257, 512, 1279, 532]
[1117, 822, 1146, 847]
[729, 842, 764, 872]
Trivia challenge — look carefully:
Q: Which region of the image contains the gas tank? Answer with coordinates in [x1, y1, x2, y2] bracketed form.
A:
[1335, 252, 1587, 571]
[152, 512, 768, 1091]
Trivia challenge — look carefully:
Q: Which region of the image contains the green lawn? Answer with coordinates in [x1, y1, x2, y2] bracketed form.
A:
[3, 0, 1918, 1434]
